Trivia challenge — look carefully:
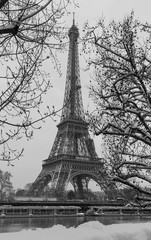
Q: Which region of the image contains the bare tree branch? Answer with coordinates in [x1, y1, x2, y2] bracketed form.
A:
[83, 11, 151, 204]
[0, 0, 75, 162]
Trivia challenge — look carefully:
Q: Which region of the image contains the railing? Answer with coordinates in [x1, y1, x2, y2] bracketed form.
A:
[43, 154, 76, 164]
[0, 205, 81, 217]
[86, 206, 151, 216]
[43, 154, 104, 165]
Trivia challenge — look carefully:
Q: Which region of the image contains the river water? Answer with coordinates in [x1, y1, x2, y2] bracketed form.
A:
[0, 215, 151, 233]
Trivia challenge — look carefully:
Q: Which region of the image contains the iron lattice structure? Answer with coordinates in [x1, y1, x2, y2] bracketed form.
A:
[28, 20, 104, 198]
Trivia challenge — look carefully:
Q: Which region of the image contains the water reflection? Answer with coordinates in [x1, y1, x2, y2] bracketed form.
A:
[0, 215, 151, 233]
[0, 216, 85, 233]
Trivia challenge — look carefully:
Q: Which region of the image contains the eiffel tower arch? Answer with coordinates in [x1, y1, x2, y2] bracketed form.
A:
[28, 18, 105, 199]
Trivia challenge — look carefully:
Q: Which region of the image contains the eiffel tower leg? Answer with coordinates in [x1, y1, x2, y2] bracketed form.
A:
[77, 175, 84, 199]
[50, 172, 69, 200]
[27, 174, 51, 197]
[72, 179, 78, 197]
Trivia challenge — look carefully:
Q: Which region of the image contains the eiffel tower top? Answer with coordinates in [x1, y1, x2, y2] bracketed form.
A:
[47, 18, 98, 159]
[59, 16, 86, 125]
[68, 13, 79, 38]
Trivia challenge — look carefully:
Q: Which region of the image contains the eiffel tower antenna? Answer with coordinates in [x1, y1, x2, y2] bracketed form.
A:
[28, 19, 104, 199]
[73, 12, 75, 25]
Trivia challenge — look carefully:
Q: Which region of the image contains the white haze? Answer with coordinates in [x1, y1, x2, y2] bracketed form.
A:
[1, 221, 151, 240]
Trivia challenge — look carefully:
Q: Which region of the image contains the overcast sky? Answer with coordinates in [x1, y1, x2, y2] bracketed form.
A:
[2, 0, 151, 190]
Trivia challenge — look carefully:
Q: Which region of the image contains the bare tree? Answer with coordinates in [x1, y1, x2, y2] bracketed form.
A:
[83, 11, 151, 204]
[0, 0, 73, 163]
[0, 169, 13, 200]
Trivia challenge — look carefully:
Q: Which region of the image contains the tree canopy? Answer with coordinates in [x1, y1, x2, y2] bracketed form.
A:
[83, 12, 151, 204]
[0, 0, 73, 163]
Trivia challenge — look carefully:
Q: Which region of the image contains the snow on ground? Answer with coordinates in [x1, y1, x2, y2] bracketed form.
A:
[1, 221, 151, 240]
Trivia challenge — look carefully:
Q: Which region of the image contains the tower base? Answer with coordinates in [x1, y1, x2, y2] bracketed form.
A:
[28, 154, 104, 199]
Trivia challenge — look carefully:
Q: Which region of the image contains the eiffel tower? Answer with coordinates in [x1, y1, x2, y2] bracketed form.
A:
[28, 18, 104, 199]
